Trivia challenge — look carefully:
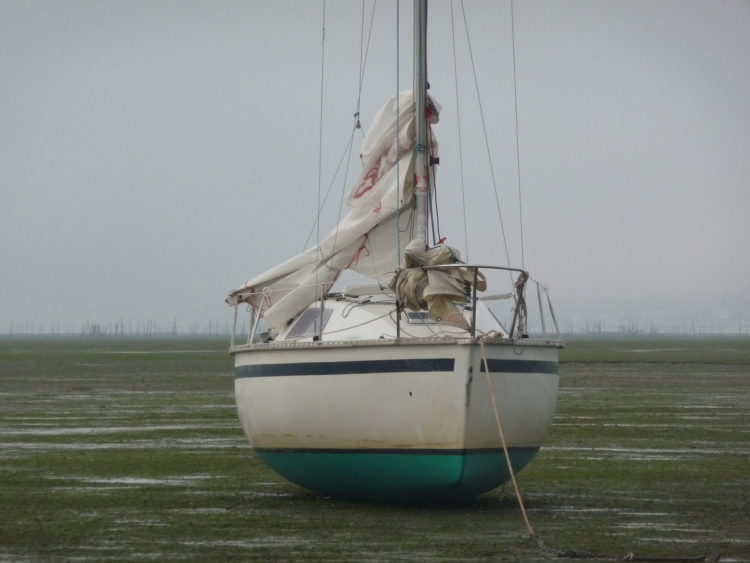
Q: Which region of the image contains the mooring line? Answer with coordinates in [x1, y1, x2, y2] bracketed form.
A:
[479, 337, 720, 563]
[478, 337, 534, 540]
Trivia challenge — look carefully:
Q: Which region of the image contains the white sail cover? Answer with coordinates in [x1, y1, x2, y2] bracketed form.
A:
[228, 90, 438, 331]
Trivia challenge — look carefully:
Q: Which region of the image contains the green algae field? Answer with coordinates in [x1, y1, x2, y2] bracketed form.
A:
[1, 336, 748, 561]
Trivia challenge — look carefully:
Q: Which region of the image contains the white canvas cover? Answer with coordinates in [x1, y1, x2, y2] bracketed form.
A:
[228, 90, 436, 331]
[389, 241, 487, 330]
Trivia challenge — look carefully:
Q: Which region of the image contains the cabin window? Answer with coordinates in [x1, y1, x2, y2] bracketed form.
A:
[405, 311, 437, 324]
[287, 307, 333, 339]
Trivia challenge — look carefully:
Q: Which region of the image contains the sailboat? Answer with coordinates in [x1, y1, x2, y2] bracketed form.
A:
[226, 1, 562, 502]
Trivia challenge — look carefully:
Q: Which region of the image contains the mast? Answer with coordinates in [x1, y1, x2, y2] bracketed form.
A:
[413, 0, 429, 248]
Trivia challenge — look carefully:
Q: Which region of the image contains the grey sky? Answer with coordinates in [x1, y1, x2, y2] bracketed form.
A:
[2, 0, 749, 332]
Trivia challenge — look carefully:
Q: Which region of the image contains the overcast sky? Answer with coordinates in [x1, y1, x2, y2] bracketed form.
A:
[2, 0, 749, 332]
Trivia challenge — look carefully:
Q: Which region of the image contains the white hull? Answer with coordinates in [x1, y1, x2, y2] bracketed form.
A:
[235, 339, 558, 452]
[229, 282, 562, 499]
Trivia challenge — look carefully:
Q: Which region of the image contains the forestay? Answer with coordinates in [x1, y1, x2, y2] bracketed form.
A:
[228, 90, 438, 331]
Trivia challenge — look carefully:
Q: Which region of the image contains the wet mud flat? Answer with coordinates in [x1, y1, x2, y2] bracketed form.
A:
[0, 336, 748, 561]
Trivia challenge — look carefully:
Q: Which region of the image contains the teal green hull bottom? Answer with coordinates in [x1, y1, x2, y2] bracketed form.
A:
[256, 448, 539, 502]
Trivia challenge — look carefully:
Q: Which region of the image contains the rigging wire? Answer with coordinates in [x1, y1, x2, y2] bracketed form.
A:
[302, 130, 356, 251]
[510, 0, 525, 269]
[304, 0, 377, 252]
[310, 0, 381, 290]
[315, 0, 326, 262]
[356, 0, 378, 134]
[395, 0, 401, 266]
[422, 0, 439, 247]
[357, 1, 385, 277]
[459, 0, 513, 270]
[332, 2, 375, 253]
[331, 129, 359, 253]
[450, 0, 470, 262]
[330, 2, 377, 260]
[314, 0, 328, 338]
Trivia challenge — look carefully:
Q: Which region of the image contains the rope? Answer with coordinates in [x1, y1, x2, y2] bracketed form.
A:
[450, 1, 470, 261]
[428, 164, 437, 244]
[459, 1, 512, 271]
[427, 120, 440, 245]
[478, 338, 716, 562]
[478, 337, 535, 540]
[477, 334, 716, 561]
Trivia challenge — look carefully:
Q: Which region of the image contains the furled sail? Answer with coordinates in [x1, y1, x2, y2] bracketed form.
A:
[228, 90, 437, 331]
[390, 241, 486, 330]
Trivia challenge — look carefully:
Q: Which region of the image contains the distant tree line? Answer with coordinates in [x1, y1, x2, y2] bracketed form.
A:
[4, 319, 230, 337]
[4, 316, 747, 337]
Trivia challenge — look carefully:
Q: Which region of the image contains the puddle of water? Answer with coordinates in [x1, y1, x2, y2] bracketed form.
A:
[101, 350, 218, 355]
[0, 441, 222, 452]
[0, 423, 237, 437]
[630, 348, 685, 353]
[170, 508, 232, 515]
[48, 474, 212, 487]
[643, 537, 702, 544]
[534, 506, 673, 522]
[179, 537, 308, 549]
[83, 476, 208, 485]
[545, 445, 750, 457]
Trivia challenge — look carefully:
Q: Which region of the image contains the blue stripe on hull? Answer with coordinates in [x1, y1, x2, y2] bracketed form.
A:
[236, 358, 454, 378]
[480, 359, 558, 374]
[236, 358, 557, 378]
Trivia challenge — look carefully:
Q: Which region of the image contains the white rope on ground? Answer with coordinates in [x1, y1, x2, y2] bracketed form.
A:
[478, 337, 535, 540]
